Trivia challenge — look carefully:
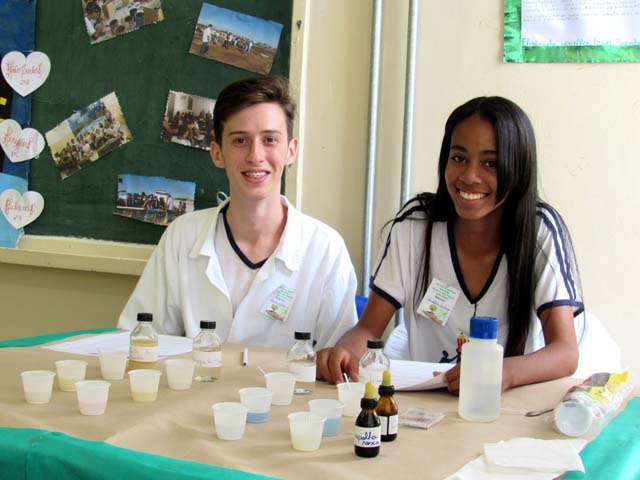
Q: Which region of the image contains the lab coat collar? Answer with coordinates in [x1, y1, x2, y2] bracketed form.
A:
[189, 195, 302, 273]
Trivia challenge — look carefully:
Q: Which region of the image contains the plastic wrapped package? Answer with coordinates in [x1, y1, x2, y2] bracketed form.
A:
[554, 371, 634, 437]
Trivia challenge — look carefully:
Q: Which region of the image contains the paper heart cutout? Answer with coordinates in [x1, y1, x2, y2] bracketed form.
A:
[0, 119, 46, 162]
[0, 189, 45, 229]
[1, 51, 51, 97]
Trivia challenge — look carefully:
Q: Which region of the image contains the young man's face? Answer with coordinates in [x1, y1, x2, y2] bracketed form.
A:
[210, 102, 297, 204]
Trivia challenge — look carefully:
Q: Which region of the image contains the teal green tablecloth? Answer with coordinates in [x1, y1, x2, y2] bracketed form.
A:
[0, 428, 277, 480]
[565, 396, 640, 479]
[0, 328, 119, 348]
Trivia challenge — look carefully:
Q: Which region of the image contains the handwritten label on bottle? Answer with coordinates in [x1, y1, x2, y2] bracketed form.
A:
[354, 426, 381, 448]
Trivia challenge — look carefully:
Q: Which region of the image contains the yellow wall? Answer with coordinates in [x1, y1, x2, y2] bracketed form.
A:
[1, 1, 638, 377]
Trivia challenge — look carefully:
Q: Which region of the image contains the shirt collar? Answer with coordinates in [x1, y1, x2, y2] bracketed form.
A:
[190, 195, 301, 272]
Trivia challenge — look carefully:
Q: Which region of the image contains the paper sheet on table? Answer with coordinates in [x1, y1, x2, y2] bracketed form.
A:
[390, 359, 455, 391]
[43, 331, 193, 357]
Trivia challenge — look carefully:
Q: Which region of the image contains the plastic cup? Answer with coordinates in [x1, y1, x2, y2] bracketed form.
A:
[264, 372, 296, 406]
[308, 399, 345, 436]
[212, 402, 250, 440]
[128, 369, 162, 402]
[75, 380, 111, 415]
[54, 360, 88, 392]
[239, 387, 273, 423]
[288, 412, 326, 451]
[337, 382, 366, 417]
[98, 349, 128, 380]
[21, 370, 56, 404]
[165, 358, 195, 390]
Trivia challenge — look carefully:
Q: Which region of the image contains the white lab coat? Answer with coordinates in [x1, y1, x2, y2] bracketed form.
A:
[118, 197, 358, 350]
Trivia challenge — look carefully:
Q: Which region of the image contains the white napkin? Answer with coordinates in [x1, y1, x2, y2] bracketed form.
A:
[446, 438, 586, 480]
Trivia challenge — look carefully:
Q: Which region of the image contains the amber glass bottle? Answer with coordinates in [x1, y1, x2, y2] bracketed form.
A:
[376, 370, 399, 441]
[354, 382, 381, 457]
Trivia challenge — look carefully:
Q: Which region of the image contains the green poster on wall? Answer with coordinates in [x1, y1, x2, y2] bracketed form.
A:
[504, 0, 640, 62]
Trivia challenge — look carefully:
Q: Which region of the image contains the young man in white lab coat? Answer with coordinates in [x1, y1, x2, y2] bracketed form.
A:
[118, 77, 358, 349]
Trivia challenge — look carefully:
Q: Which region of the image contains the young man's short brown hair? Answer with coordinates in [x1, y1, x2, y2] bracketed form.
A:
[213, 76, 295, 144]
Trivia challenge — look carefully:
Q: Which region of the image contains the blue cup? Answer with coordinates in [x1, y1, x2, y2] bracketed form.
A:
[308, 399, 344, 436]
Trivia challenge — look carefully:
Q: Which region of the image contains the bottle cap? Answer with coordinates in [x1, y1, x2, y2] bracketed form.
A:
[378, 370, 395, 396]
[367, 338, 385, 349]
[294, 331, 311, 340]
[137, 312, 153, 323]
[361, 381, 378, 409]
[200, 321, 216, 329]
[469, 316, 498, 339]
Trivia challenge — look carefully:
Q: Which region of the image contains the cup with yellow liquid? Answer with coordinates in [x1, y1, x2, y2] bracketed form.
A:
[54, 359, 88, 392]
[128, 369, 162, 402]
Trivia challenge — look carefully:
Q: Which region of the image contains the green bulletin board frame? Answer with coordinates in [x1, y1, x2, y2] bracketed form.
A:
[504, 0, 640, 62]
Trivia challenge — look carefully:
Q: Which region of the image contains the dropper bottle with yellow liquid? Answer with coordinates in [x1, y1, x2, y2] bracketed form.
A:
[354, 381, 381, 458]
[129, 313, 158, 370]
[376, 370, 399, 442]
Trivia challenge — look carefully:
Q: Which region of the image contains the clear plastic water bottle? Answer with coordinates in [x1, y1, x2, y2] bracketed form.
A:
[129, 312, 158, 370]
[358, 338, 390, 388]
[458, 316, 503, 422]
[193, 321, 222, 382]
[286, 331, 316, 394]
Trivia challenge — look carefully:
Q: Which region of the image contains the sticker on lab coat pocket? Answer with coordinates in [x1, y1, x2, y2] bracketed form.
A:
[262, 285, 295, 322]
[417, 278, 460, 326]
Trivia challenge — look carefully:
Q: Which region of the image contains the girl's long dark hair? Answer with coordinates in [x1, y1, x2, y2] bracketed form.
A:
[412, 96, 538, 357]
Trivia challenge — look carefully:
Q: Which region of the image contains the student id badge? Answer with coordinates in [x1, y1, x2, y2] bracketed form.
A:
[417, 278, 460, 326]
[262, 285, 295, 322]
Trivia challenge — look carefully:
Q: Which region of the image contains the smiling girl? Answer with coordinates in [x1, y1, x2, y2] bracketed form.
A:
[317, 96, 584, 392]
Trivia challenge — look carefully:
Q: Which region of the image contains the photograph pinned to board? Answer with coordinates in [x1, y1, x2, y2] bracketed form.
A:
[188, 3, 283, 75]
[83, 0, 165, 45]
[1, 51, 51, 97]
[114, 174, 195, 227]
[45, 92, 132, 180]
[162, 90, 216, 151]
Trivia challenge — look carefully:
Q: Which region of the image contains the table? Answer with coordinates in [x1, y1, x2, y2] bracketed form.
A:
[1, 332, 638, 479]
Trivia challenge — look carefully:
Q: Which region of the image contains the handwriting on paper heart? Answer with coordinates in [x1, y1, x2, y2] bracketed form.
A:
[0, 189, 45, 229]
[0, 119, 45, 162]
[1, 51, 51, 97]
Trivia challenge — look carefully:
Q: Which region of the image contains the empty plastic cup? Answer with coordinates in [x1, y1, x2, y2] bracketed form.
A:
[165, 358, 195, 390]
[337, 382, 366, 417]
[128, 369, 162, 402]
[288, 412, 326, 451]
[75, 380, 111, 415]
[98, 349, 128, 380]
[212, 402, 250, 440]
[308, 398, 345, 436]
[264, 372, 296, 406]
[54, 359, 88, 392]
[21, 370, 56, 404]
[239, 387, 273, 423]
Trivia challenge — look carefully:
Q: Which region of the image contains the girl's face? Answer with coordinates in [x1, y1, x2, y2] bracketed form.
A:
[445, 115, 505, 223]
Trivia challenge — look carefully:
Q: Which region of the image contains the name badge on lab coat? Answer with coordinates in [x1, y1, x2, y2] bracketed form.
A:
[417, 278, 460, 326]
[262, 285, 295, 322]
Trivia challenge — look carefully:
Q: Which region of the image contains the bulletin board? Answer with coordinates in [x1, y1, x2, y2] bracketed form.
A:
[25, 0, 292, 245]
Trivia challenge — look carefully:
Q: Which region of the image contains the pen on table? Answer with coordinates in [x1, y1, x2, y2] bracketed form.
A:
[242, 348, 248, 367]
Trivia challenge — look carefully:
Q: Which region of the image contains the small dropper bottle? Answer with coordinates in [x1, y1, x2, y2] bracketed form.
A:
[354, 381, 381, 458]
[376, 370, 399, 441]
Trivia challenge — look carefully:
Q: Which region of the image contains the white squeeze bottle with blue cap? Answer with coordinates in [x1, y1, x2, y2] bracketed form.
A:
[458, 316, 503, 422]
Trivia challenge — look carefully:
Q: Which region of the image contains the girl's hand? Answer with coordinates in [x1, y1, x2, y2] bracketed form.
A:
[316, 346, 359, 385]
[441, 364, 461, 395]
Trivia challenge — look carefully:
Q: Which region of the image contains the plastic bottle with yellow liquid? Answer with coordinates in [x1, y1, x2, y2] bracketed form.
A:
[129, 313, 158, 370]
